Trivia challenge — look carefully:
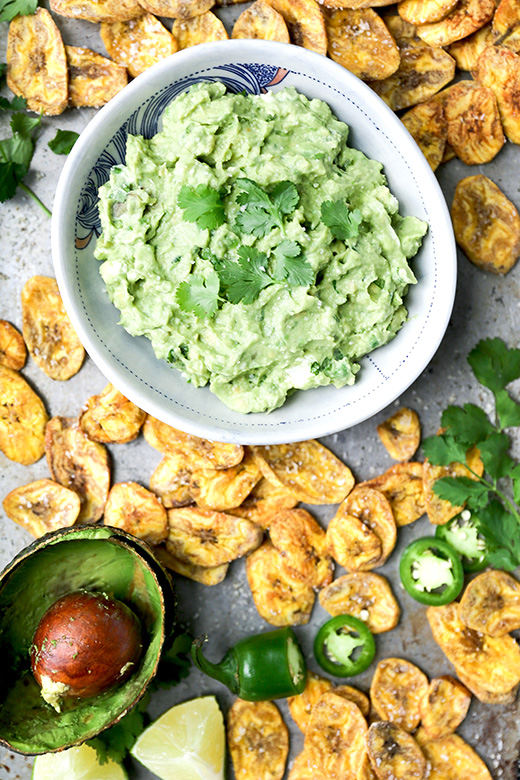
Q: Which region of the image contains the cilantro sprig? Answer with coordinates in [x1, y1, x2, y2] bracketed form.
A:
[423, 338, 520, 570]
[177, 184, 225, 230]
[321, 199, 362, 241]
[234, 178, 299, 237]
[0, 0, 38, 22]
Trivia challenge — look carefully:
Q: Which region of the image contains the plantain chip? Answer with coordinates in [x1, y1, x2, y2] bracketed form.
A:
[189, 450, 261, 511]
[420, 734, 493, 780]
[334, 685, 370, 718]
[80, 383, 145, 443]
[138, 0, 214, 17]
[324, 8, 400, 80]
[326, 507, 383, 571]
[319, 571, 401, 633]
[367, 722, 426, 780]
[402, 98, 447, 172]
[423, 444, 483, 525]
[227, 699, 289, 780]
[50, 0, 143, 22]
[2, 479, 81, 538]
[227, 477, 298, 529]
[7, 8, 68, 116]
[143, 415, 244, 469]
[304, 692, 367, 778]
[370, 657, 429, 732]
[172, 11, 229, 48]
[398, 0, 458, 25]
[419, 675, 471, 741]
[0, 320, 26, 371]
[415, 0, 495, 46]
[358, 754, 379, 780]
[154, 544, 229, 585]
[265, 0, 328, 54]
[451, 174, 520, 274]
[377, 407, 421, 461]
[246, 541, 316, 626]
[319, 0, 396, 9]
[341, 485, 397, 565]
[458, 569, 520, 636]
[149, 454, 194, 508]
[473, 44, 520, 144]
[166, 506, 262, 567]
[250, 441, 354, 505]
[492, 0, 520, 51]
[443, 79, 504, 164]
[361, 462, 426, 527]
[100, 13, 178, 78]
[447, 23, 495, 70]
[287, 750, 315, 780]
[269, 508, 333, 589]
[454, 668, 518, 704]
[103, 481, 168, 545]
[21, 276, 85, 381]
[427, 603, 520, 700]
[66, 46, 128, 108]
[232, 0, 290, 41]
[0, 365, 48, 465]
[288, 671, 333, 732]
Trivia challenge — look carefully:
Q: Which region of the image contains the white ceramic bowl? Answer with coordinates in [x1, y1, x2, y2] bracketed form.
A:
[52, 40, 456, 445]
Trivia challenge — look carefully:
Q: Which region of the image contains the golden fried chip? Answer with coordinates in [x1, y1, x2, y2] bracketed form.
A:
[342, 485, 397, 565]
[100, 14, 177, 78]
[172, 11, 229, 48]
[415, 0, 495, 46]
[66, 46, 128, 108]
[319, 572, 401, 633]
[441, 142, 456, 162]
[287, 751, 315, 780]
[427, 603, 520, 699]
[7, 8, 68, 116]
[189, 451, 261, 511]
[398, 0, 458, 24]
[326, 508, 383, 571]
[143, 416, 244, 469]
[45, 416, 110, 524]
[447, 23, 495, 70]
[50, 0, 143, 21]
[423, 443, 483, 525]
[228, 699, 289, 780]
[454, 668, 518, 704]
[420, 734, 492, 780]
[288, 671, 333, 732]
[443, 80, 504, 164]
[304, 693, 367, 778]
[419, 675, 471, 741]
[149, 454, 194, 508]
[451, 174, 520, 274]
[265, 0, 328, 54]
[358, 754, 379, 780]
[377, 407, 421, 461]
[232, 0, 290, 41]
[250, 441, 354, 505]
[21, 276, 85, 381]
[2, 479, 81, 538]
[228, 477, 298, 529]
[334, 685, 370, 718]
[492, 0, 520, 51]
[367, 722, 426, 780]
[370, 657, 429, 732]
[138, 0, 214, 17]
[473, 44, 520, 144]
[154, 544, 229, 585]
[246, 541, 316, 626]
[0, 365, 48, 465]
[80, 383, 145, 443]
[362, 462, 426, 527]
[269, 508, 333, 589]
[103, 481, 167, 545]
[324, 8, 400, 80]
[402, 99, 447, 172]
[167, 506, 263, 567]
[458, 569, 520, 636]
[0, 320, 26, 371]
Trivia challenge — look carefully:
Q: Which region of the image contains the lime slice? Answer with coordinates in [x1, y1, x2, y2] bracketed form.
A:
[32, 744, 128, 780]
[131, 696, 225, 780]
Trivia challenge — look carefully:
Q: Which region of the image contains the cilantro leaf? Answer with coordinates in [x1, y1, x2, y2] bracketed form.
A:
[320, 200, 362, 241]
[236, 178, 272, 211]
[0, 0, 38, 22]
[433, 476, 490, 511]
[422, 433, 468, 467]
[440, 403, 495, 447]
[477, 432, 514, 481]
[177, 184, 225, 230]
[0, 63, 6, 79]
[495, 388, 520, 429]
[511, 464, 520, 505]
[235, 206, 278, 238]
[0, 161, 19, 202]
[270, 180, 299, 215]
[234, 178, 299, 237]
[48, 129, 79, 155]
[475, 499, 520, 569]
[0, 94, 26, 111]
[271, 240, 314, 287]
[468, 337, 520, 395]
[175, 271, 220, 318]
[219, 246, 272, 305]
[87, 693, 150, 765]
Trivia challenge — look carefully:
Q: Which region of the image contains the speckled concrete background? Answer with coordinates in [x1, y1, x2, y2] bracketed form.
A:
[1, 5, 520, 778]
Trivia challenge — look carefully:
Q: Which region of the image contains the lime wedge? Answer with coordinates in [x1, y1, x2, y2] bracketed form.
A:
[131, 696, 225, 780]
[32, 744, 128, 780]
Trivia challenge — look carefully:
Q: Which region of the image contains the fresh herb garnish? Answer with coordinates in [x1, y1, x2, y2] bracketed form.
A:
[423, 337, 520, 570]
[48, 129, 79, 155]
[219, 246, 273, 305]
[177, 184, 225, 230]
[0, 93, 27, 111]
[234, 178, 299, 237]
[320, 199, 362, 241]
[0, 0, 37, 22]
[175, 270, 220, 318]
[0, 111, 51, 215]
[271, 240, 314, 287]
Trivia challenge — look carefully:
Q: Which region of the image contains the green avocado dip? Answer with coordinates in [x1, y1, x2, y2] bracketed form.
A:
[95, 81, 427, 414]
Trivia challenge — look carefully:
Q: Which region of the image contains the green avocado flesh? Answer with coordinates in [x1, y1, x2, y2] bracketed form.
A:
[0, 527, 165, 753]
[95, 81, 427, 414]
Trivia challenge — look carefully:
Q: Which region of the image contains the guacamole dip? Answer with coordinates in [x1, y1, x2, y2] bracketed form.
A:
[95, 81, 427, 414]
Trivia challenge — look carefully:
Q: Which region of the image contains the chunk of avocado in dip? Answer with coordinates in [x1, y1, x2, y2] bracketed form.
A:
[95, 81, 427, 414]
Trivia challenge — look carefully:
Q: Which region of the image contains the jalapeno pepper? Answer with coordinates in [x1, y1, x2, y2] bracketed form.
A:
[313, 615, 376, 677]
[191, 626, 306, 701]
[435, 510, 491, 572]
[399, 536, 464, 606]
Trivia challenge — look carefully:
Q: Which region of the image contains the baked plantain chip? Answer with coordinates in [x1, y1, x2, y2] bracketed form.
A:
[473, 45, 520, 144]
[103, 481, 168, 545]
[304, 693, 367, 779]
[367, 722, 426, 780]
[172, 11, 229, 48]
[0, 320, 26, 371]
[454, 668, 518, 704]
[324, 8, 400, 80]
[0, 365, 48, 465]
[45, 416, 111, 524]
[443, 79, 504, 164]
[423, 443, 483, 525]
[419, 675, 471, 741]
[358, 754, 379, 780]
[287, 751, 315, 780]
[361, 462, 426, 527]
[265, 0, 328, 54]
[319, 571, 401, 633]
[21, 276, 85, 381]
[100, 14, 178, 78]
[451, 174, 520, 274]
[415, 0, 495, 46]
[447, 23, 495, 70]
[420, 734, 492, 780]
[370, 657, 429, 732]
[149, 454, 194, 508]
[66, 45, 128, 108]
[227, 477, 298, 529]
[189, 451, 261, 511]
[342, 485, 397, 565]
[458, 569, 520, 636]
[377, 407, 421, 461]
[492, 0, 520, 51]
[326, 507, 383, 571]
[80, 383, 146, 443]
[2, 479, 81, 538]
[397, 0, 458, 25]
[154, 544, 229, 585]
[402, 98, 447, 171]
[143, 415, 244, 469]
[334, 684, 370, 717]
[232, 0, 290, 41]
[246, 541, 316, 626]
[50, 0, 143, 22]
[269, 508, 333, 589]
[288, 671, 333, 732]
[138, 0, 214, 17]
[166, 506, 263, 567]
[7, 8, 68, 116]
[228, 699, 289, 780]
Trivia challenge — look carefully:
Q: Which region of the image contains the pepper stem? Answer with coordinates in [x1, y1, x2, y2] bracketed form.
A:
[191, 634, 240, 694]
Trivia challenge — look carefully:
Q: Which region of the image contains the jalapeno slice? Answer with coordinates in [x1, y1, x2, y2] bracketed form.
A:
[399, 536, 464, 606]
[313, 615, 376, 677]
[435, 511, 490, 572]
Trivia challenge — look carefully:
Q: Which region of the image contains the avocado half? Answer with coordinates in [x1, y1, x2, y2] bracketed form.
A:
[0, 525, 176, 754]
